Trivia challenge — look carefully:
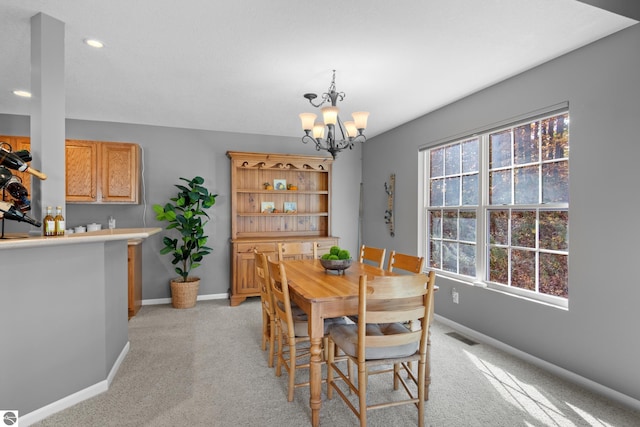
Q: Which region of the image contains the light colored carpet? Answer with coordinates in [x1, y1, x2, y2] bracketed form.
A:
[33, 299, 639, 426]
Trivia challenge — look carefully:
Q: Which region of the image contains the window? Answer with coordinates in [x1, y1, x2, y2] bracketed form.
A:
[424, 111, 569, 305]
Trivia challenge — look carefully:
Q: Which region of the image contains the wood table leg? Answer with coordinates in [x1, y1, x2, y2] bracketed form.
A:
[309, 336, 323, 427]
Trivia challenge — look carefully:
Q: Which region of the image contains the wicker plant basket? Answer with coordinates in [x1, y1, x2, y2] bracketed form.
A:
[170, 277, 200, 309]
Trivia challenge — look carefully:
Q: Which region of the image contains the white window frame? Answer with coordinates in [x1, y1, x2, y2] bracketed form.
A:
[420, 105, 569, 308]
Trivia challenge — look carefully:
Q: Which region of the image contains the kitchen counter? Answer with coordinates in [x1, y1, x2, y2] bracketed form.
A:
[0, 227, 161, 424]
[0, 227, 161, 249]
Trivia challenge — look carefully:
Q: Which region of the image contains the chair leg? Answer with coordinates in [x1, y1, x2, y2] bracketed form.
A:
[393, 363, 400, 390]
[287, 340, 296, 402]
[268, 315, 276, 368]
[261, 307, 268, 351]
[326, 339, 335, 400]
[322, 336, 328, 361]
[275, 321, 283, 377]
[358, 363, 367, 427]
[418, 360, 426, 427]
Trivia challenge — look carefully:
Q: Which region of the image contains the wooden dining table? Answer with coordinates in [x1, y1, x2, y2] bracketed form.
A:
[282, 258, 435, 427]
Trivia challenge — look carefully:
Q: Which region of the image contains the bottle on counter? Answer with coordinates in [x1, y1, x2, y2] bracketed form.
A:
[0, 201, 42, 227]
[54, 206, 65, 236]
[43, 206, 55, 236]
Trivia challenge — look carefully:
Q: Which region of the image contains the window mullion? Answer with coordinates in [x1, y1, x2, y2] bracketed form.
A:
[477, 134, 489, 284]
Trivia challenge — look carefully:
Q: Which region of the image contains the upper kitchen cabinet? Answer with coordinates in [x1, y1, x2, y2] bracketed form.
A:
[66, 140, 140, 204]
[65, 140, 98, 202]
[2, 136, 141, 204]
[99, 142, 140, 203]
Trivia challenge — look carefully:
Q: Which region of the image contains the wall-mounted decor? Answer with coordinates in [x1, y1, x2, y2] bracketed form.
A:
[261, 201, 274, 213]
[384, 173, 395, 237]
[284, 201, 297, 213]
[273, 179, 287, 190]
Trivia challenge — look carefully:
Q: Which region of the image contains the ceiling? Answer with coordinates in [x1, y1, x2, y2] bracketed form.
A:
[0, 0, 636, 140]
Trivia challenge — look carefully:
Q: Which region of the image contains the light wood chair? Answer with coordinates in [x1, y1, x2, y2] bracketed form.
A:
[254, 250, 276, 368]
[277, 241, 318, 261]
[267, 258, 346, 402]
[358, 244, 386, 269]
[327, 271, 436, 427]
[387, 250, 425, 274]
[386, 250, 425, 373]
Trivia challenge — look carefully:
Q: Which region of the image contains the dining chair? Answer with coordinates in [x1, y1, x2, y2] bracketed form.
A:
[326, 271, 436, 427]
[254, 250, 276, 368]
[267, 258, 347, 402]
[277, 241, 318, 261]
[386, 250, 426, 373]
[387, 250, 425, 274]
[358, 244, 386, 269]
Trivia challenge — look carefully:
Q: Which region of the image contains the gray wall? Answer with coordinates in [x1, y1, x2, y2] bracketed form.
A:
[361, 24, 640, 403]
[0, 115, 362, 300]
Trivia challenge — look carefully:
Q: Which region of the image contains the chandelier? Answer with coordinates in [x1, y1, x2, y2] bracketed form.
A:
[299, 70, 369, 159]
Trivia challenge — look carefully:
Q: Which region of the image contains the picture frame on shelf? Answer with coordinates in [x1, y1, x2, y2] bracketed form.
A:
[273, 179, 287, 190]
[261, 201, 275, 213]
[284, 201, 297, 213]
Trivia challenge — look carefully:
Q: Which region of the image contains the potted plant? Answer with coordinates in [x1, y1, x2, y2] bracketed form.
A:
[153, 176, 217, 308]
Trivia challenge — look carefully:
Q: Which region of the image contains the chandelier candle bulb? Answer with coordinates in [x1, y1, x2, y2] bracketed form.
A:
[321, 106, 339, 125]
[352, 111, 370, 130]
[344, 121, 357, 138]
[312, 122, 325, 139]
[299, 113, 317, 131]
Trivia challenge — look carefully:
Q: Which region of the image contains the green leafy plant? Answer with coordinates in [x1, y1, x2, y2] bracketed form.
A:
[153, 176, 217, 282]
[321, 246, 351, 260]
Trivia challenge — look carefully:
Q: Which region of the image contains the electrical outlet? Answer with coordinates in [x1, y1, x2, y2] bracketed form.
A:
[452, 288, 459, 304]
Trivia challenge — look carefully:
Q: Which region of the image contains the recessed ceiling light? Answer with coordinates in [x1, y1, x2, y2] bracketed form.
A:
[84, 38, 104, 48]
[13, 90, 32, 98]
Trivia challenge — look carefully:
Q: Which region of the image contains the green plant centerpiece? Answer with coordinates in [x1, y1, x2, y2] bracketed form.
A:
[153, 176, 217, 308]
[320, 245, 352, 274]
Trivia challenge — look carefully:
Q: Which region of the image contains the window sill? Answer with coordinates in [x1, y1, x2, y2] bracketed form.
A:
[432, 271, 568, 310]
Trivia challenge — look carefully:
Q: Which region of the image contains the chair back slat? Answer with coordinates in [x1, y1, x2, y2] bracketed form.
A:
[387, 250, 424, 274]
[358, 245, 386, 269]
[364, 331, 422, 348]
[365, 306, 425, 325]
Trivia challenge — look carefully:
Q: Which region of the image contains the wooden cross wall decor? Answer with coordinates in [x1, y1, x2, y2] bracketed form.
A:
[384, 173, 395, 237]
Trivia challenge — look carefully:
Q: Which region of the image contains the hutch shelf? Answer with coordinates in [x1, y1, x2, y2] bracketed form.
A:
[227, 151, 339, 306]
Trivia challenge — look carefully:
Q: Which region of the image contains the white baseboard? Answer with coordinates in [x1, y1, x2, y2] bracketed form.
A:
[20, 342, 130, 427]
[434, 314, 640, 412]
[142, 292, 229, 306]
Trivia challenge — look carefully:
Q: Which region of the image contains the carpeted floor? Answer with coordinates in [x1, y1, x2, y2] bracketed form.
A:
[33, 299, 640, 426]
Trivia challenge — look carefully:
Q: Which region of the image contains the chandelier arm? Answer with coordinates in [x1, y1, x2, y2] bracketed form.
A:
[335, 116, 348, 141]
[351, 134, 366, 144]
[307, 97, 325, 108]
[302, 134, 326, 153]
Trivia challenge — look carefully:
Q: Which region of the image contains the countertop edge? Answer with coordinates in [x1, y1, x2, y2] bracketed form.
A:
[0, 228, 162, 249]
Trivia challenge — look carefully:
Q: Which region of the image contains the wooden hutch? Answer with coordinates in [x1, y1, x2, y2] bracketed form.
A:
[227, 151, 339, 306]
